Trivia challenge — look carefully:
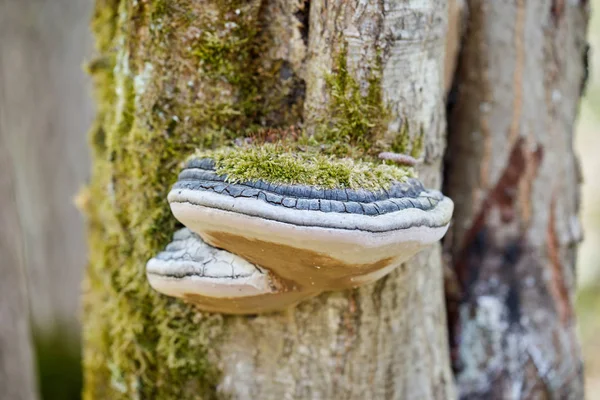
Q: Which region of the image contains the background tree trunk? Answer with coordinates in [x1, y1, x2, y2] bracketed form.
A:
[1, 0, 93, 397]
[0, 98, 39, 400]
[0, 0, 93, 339]
[445, 1, 589, 398]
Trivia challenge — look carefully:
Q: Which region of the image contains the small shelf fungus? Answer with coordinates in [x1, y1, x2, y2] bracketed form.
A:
[147, 155, 454, 314]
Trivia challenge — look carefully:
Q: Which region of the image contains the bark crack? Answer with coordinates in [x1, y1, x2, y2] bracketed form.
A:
[546, 195, 573, 326]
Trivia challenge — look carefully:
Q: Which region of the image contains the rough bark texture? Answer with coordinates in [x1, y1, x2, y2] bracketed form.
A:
[445, 1, 588, 398]
[0, 91, 39, 400]
[83, 0, 454, 399]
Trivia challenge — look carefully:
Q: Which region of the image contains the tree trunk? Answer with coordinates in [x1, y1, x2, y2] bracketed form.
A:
[83, 0, 454, 399]
[0, 0, 93, 338]
[445, 1, 588, 398]
[1, 1, 93, 397]
[0, 94, 39, 400]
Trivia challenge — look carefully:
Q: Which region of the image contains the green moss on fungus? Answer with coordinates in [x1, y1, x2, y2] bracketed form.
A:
[199, 143, 415, 190]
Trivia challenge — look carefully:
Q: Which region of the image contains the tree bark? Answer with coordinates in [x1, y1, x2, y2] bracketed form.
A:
[0, 1, 93, 397]
[0, 91, 39, 400]
[0, 0, 93, 337]
[83, 0, 454, 399]
[445, 1, 588, 398]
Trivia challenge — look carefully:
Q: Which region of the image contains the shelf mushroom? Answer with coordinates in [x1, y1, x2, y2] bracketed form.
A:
[147, 157, 454, 314]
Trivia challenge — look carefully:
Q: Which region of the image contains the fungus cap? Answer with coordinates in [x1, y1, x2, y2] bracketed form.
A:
[146, 157, 454, 313]
[146, 228, 318, 314]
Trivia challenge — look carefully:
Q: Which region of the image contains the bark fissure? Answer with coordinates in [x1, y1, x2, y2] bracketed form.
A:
[547, 196, 573, 326]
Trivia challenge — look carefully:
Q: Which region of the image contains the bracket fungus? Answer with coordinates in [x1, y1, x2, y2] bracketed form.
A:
[147, 156, 454, 314]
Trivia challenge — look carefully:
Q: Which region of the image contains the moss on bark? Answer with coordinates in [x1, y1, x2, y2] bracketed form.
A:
[186, 44, 419, 189]
[83, 1, 285, 398]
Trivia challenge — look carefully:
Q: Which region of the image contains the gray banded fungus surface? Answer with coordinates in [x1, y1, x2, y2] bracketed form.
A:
[147, 157, 454, 314]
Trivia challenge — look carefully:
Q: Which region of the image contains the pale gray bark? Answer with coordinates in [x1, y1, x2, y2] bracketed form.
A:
[0, 92, 39, 400]
[0, 0, 94, 336]
[214, 1, 455, 399]
[445, 1, 588, 398]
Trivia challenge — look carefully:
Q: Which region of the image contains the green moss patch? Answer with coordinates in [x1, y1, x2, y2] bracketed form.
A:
[307, 43, 424, 160]
[196, 143, 415, 190]
[312, 45, 389, 156]
[390, 121, 425, 159]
